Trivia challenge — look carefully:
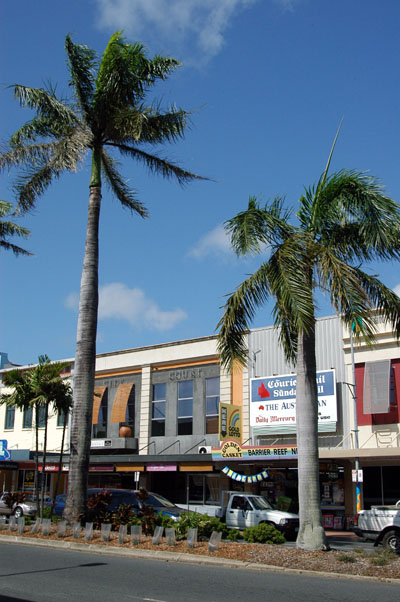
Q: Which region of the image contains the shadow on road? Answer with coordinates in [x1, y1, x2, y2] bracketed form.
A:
[0, 562, 107, 579]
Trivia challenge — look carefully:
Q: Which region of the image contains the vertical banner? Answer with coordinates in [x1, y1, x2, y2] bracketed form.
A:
[219, 403, 242, 442]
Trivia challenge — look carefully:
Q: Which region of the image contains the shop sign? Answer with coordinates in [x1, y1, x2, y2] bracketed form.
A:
[0, 440, 11, 461]
[250, 369, 337, 430]
[212, 439, 298, 461]
[222, 466, 269, 483]
[219, 403, 242, 442]
[90, 439, 112, 448]
[147, 464, 177, 472]
[89, 465, 114, 472]
[169, 368, 203, 381]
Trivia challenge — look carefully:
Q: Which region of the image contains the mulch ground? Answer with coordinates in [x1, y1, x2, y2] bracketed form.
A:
[1, 526, 399, 581]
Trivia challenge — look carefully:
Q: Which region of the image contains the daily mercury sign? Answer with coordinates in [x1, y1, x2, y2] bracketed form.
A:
[250, 369, 337, 428]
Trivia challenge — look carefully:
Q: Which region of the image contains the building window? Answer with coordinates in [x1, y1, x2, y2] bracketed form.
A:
[4, 406, 15, 430]
[205, 376, 220, 434]
[355, 360, 400, 426]
[125, 385, 135, 426]
[23, 407, 32, 429]
[93, 389, 108, 438]
[178, 380, 193, 436]
[57, 410, 69, 427]
[152, 383, 166, 436]
[37, 405, 46, 428]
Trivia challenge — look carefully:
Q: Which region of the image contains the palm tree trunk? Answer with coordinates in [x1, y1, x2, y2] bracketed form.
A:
[40, 402, 49, 518]
[63, 180, 101, 524]
[295, 319, 328, 550]
[34, 404, 40, 517]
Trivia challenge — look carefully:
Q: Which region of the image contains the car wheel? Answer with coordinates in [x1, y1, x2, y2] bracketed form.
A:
[13, 506, 23, 519]
[382, 529, 400, 553]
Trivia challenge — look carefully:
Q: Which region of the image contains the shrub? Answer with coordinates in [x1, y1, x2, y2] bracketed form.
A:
[243, 523, 286, 544]
[86, 490, 113, 528]
[174, 512, 228, 541]
[369, 549, 398, 566]
[226, 528, 242, 542]
[337, 553, 356, 563]
[112, 504, 137, 527]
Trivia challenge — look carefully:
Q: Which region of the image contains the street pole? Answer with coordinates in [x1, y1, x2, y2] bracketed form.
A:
[350, 327, 362, 514]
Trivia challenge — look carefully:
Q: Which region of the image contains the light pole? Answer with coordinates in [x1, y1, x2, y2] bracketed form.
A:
[350, 325, 362, 513]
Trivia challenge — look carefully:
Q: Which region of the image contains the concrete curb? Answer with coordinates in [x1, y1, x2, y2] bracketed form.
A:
[0, 534, 398, 583]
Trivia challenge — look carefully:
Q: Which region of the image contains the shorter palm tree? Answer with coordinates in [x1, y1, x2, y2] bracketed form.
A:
[0, 200, 31, 256]
[1, 356, 72, 516]
[217, 137, 400, 550]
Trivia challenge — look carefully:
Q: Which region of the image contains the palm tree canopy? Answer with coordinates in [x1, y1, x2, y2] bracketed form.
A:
[218, 169, 400, 370]
[1, 355, 72, 414]
[0, 32, 204, 214]
[0, 200, 31, 256]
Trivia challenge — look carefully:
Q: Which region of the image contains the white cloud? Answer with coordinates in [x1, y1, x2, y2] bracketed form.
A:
[394, 284, 400, 297]
[65, 283, 187, 331]
[95, 0, 259, 64]
[188, 223, 233, 259]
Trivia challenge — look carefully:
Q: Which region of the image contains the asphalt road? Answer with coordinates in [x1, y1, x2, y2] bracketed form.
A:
[0, 541, 398, 602]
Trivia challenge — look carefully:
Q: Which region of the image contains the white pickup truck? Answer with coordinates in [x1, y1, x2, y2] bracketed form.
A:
[178, 491, 299, 540]
[353, 501, 400, 552]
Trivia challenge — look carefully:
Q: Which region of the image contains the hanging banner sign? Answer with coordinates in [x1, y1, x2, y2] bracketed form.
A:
[219, 403, 242, 442]
[212, 439, 298, 462]
[222, 465, 268, 483]
[250, 369, 337, 431]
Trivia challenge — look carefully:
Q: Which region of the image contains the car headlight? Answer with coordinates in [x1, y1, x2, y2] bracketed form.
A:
[279, 518, 289, 526]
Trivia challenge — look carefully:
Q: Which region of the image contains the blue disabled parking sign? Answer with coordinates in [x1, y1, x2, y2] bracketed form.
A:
[0, 440, 11, 461]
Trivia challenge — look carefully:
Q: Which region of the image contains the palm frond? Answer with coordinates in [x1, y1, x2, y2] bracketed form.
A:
[225, 196, 293, 256]
[65, 35, 96, 119]
[12, 85, 78, 126]
[101, 150, 148, 217]
[0, 141, 58, 170]
[112, 104, 190, 144]
[217, 262, 272, 371]
[0, 200, 32, 256]
[14, 133, 88, 211]
[10, 116, 74, 147]
[113, 143, 206, 186]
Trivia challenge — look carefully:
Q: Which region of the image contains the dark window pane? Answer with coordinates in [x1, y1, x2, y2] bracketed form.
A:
[178, 417, 192, 435]
[5, 406, 15, 429]
[153, 383, 166, 401]
[206, 396, 219, 416]
[23, 407, 32, 428]
[178, 380, 193, 399]
[37, 405, 47, 428]
[206, 415, 218, 434]
[57, 411, 68, 427]
[125, 385, 135, 425]
[151, 420, 165, 437]
[178, 399, 193, 418]
[206, 377, 219, 396]
[152, 401, 165, 419]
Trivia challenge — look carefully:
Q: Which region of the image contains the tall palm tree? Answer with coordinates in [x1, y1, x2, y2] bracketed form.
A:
[0, 32, 204, 522]
[1, 356, 72, 516]
[217, 138, 400, 550]
[0, 200, 31, 256]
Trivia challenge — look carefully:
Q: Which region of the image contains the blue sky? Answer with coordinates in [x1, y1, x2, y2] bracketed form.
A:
[1, 0, 399, 366]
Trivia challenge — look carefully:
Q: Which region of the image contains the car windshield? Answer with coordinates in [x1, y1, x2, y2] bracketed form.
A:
[249, 496, 273, 510]
[146, 493, 175, 508]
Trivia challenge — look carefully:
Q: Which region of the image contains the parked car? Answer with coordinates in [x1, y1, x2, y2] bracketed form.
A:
[51, 489, 184, 521]
[0, 492, 50, 518]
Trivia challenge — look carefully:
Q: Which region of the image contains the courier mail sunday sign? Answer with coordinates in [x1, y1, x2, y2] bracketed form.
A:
[250, 369, 337, 433]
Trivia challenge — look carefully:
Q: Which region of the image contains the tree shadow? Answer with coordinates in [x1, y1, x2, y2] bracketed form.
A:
[0, 562, 107, 579]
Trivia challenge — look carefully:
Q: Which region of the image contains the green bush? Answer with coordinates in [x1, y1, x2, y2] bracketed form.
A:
[243, 523, 286, 544]
[337, 553, 356, 563]
[175, 512, 228, 541]
[226, 528, 242, 542]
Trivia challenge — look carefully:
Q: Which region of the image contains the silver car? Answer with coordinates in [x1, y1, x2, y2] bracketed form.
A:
[0, 492, 40, 518]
